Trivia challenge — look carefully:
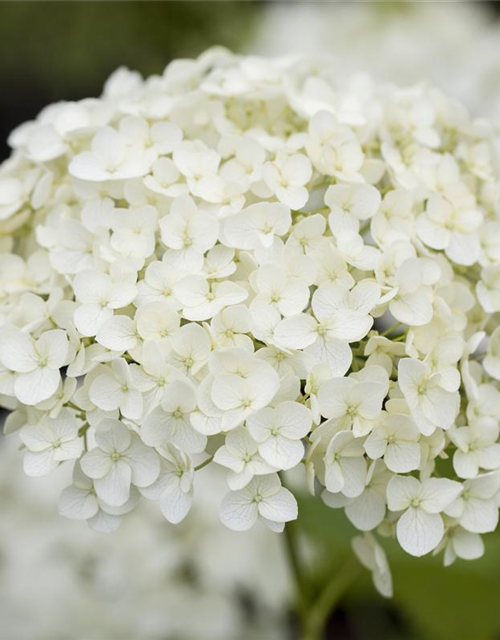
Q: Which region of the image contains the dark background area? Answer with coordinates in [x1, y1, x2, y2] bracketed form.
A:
[0, 1, 263, 161]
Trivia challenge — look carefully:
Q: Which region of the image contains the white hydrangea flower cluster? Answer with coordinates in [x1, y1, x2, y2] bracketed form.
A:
[1, 49, 500, 593]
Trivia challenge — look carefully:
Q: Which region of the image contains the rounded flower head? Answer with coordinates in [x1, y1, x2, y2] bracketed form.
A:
[0, 49, 499, 594]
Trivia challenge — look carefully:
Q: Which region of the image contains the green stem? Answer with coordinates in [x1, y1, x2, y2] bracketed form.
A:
[194, 455, 213, 472]
[283, 520, 309, 628]
[279, 473, 361, 639]
[380, 321, 402, 337]
[304, 559, 362, 640]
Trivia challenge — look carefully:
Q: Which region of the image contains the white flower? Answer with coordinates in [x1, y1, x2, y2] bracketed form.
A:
[140, 443, 194, 524]
[141, 380, 206, 453]
[213, 427, 276, 490]
[211, 363, 280, 432]
[387, 475, 462, 557]
[398, 358, 460, 435]
[306, 111, 364, 181]
[159, 195, 219, 271]
[210, 305, 253, 350]
[247, 401, 312, 470]
[352, 533, 393, 598]
[109, 205, 157, 263]
[416, 193, 482, 266]
[318, 374, 387, 437]
[441, 526, 485, 567]
[89, 358, 143, 420]
[0, 328, 68, 405]
[80, 418, 160, 507]
[250, 263, 310, 318]
[166, 323, 212, 377]
[324, 431, 367, 498]
[389, 257, 441, 326]
[175, 274, 248, 321]
[73, 269, 137, 337]
[69, 126, 153, 181]
[59, 461, 140, 532]
[364, 413, 421, 473]
[450, 421, 500, 479]
[223, 202, 291, 249]
[20, 410, 83, 475]
[173, 140, 224, 203]
[326, 183, 381, 235]
[275, 280, 379, 376]
[220, 473, 298, 532]
[324, 460, 390, 532]
[445, 472, 500, 534]
[263, 152, 312, 210]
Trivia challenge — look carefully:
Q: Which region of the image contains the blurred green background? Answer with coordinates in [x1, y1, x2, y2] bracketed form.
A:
[0, 1, 264, 160]
[1, 2, 500, 639]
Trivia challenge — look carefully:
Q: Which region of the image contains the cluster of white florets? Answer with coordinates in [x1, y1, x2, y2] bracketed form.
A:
[1, 48, 500, 595]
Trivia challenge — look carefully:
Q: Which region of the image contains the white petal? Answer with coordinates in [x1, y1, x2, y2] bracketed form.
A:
[126, 438, 160, 487]
[94, 460, 132, 507]
[258, 487, 298, 523]
[259, 436, 304, 470]
[397, 508, 444, 557]
[15, 368, 60, 405]
[59, 485, 99, 520]
[219, 491, 259, 531]
[23, 449, 58, 476]
[160, 485, 193, 524]
[274, 314, 317, 349]
[386, 475, 419, 511]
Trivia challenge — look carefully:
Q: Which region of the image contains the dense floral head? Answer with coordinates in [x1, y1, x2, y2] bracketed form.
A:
[1, 48, 500, 596]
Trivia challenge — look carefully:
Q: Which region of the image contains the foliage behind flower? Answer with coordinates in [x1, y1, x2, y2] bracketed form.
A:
[1, 48, 500, 597]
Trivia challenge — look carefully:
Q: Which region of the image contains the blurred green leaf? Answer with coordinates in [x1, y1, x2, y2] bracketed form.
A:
[296, 492, 500, 640]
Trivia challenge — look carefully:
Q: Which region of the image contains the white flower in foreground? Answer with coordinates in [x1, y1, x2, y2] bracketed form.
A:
[387, 475, 462, 556]
[247, 401, 312, 470]
[73, 269, 137, 337]
[398, 358, 459, 435]
[140, 443, 194, 523]
[0, 328, 68, 405]
[326, 183, 381, 234]
[275, 280, 379, 375]
[141, 380, 206, 453]
[220, 473, 298, 532]
[450, 421, 500, 479]
[210, 362, 280, 431]
[20, 410, 83, 475]
[364, 413, 421, 473]
[441, 525, 485, 567]
[318, 375, 387, 437]
[69, 126, 153, 181]
[324, 431, 367, 498]
[159, 195, 219, 271]
[352, 533, 393, 598]
[59, 461, 139, 533]
[213, 427, 276, 490]
[445, 472, 500, 534]
[89, 358, 143, 420]
[223, 202, 291, 249]
[263, 152, 312, 210]
[80, 419, 160, 507]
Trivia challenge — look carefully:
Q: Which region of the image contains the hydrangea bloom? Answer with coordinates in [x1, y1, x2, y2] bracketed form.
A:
[1, 49, 500, 598]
